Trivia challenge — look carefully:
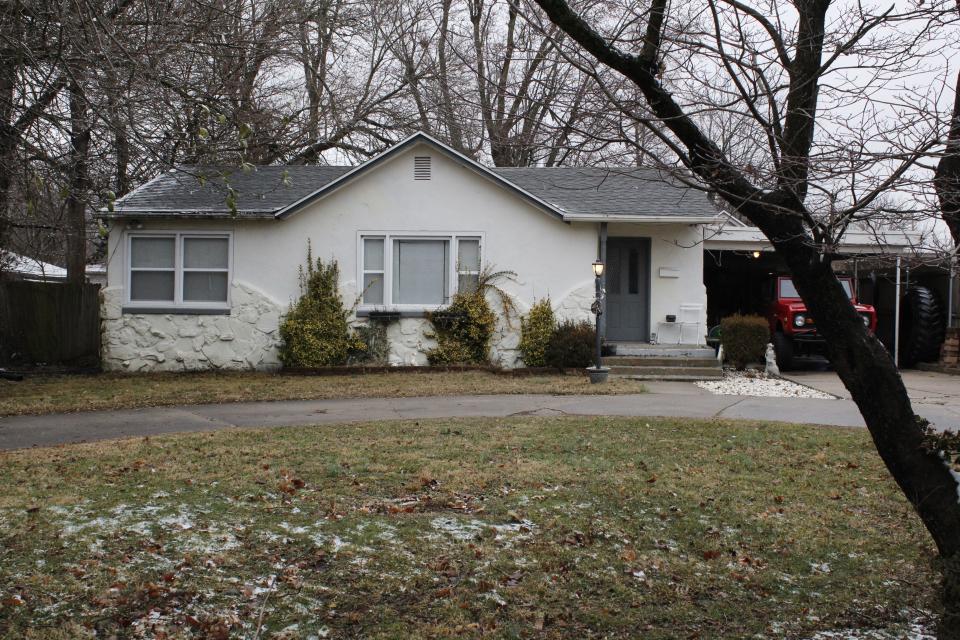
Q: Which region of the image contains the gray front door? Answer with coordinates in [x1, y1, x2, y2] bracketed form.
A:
[605, 237, 650, 342]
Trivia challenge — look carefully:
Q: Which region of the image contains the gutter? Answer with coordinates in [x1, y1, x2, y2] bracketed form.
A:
[562, 214, 720, 224]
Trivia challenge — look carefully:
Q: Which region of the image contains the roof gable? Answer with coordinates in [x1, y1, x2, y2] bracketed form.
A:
[274, 132, 566, 221]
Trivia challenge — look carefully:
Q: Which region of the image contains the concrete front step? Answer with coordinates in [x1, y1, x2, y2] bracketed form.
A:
[618, 373, 722, 381]
[610, 343, 715, 358]
[609, 365, 722, 378]
[605, 357, 719, 367]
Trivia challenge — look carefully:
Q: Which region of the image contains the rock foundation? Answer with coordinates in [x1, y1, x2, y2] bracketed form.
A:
[102, 280, 595, 371]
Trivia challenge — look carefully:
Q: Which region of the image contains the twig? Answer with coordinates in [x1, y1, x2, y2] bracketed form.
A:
[251, 574, 276, 640]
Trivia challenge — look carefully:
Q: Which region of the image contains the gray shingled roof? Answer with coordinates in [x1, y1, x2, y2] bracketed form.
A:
[105, 163, 716, 221]
[491, 167, 715, 219]
[107, 166, 352, 218]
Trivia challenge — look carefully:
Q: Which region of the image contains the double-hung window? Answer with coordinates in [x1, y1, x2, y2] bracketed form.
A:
[360, 233, 482, 310]
[126, 232, 231, 311]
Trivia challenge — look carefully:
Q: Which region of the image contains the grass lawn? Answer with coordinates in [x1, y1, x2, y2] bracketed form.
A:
[0, 370, 647, 417]
[0, 417, 938, 639]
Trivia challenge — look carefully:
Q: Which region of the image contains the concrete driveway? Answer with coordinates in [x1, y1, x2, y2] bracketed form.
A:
[785, 369, 959, 410]
[782, 369, 960, 435]
[1, 371, 957, 450]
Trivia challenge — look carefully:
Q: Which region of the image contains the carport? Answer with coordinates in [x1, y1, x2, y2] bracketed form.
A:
[702, 224, 951, 367]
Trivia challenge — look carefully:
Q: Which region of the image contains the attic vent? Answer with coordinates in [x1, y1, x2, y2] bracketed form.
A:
[414, 156, 431, 180]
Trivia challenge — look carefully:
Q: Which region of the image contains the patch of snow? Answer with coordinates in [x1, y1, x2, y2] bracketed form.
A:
[61, 516, 123, 536]
[696, 371, 835, 399]
[310, 534, 347, 552]
[810, 561, 831, 574]
[807, 619, 935, 639]
[278, 522, 309, 535]
[430, 516, 536, 545]
[430, 516, 486, 541]
[157, 509, 194, 530]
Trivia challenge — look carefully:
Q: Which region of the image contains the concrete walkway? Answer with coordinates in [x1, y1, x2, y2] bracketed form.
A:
[1, 376, 957, 450]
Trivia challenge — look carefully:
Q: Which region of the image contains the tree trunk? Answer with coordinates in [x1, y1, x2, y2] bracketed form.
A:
[66, 78, 91, 283]
[0, 58, 15, 255]
[532, 1, 960, 635]
[935, 68, 960, 247]
[438, 0, 465, 153]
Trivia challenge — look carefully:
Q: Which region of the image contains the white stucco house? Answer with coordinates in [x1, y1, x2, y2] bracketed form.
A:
[99, 132, 720, 371]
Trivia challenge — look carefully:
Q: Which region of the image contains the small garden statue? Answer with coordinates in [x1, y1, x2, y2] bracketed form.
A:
[765, 343, 780, 378]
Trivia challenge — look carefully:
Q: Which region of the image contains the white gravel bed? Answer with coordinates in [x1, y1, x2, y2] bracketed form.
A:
[695, 371, 835, 399]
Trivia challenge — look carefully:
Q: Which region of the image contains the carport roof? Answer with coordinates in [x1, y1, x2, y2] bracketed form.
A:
[705, 225, 921, 255]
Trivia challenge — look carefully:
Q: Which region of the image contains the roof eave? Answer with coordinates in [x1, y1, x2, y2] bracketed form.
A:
[563, 214, 720, 224]
[98, 209, 276, 220]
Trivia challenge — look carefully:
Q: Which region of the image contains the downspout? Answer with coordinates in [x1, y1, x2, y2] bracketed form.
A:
[894, 255, 902, 368]
[599, 222, 608, 340]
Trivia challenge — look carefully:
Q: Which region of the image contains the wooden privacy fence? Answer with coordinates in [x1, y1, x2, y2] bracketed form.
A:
[0, 281, 101, 369]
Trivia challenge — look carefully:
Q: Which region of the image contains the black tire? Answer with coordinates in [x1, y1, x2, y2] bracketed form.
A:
[773, 331, 794, 371]
[899, 285, 946, 367]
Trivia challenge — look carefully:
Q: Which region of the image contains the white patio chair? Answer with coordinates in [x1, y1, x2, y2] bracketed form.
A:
[678, 303, 704, 345]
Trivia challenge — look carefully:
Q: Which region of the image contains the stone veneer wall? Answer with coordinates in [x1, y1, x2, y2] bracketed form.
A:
[101, 281, 595, 371]
[376, 282, 595, 368]
[101, 283, 284, 371]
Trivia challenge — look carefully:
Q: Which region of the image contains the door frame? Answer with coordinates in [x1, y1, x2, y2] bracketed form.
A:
[603, 236, 652, 342]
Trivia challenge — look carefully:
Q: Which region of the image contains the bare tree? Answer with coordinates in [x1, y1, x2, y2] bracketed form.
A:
[936, 70, 960, 247]
[528, 0, 960, 635]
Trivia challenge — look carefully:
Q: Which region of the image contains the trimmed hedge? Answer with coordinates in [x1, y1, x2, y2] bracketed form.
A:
[720, 314, 770, 370]
[518, 298, 555, 367]
[545, 320, 595, 369]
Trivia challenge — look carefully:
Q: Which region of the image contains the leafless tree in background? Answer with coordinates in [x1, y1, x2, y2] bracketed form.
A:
[0, 0, 626, 275]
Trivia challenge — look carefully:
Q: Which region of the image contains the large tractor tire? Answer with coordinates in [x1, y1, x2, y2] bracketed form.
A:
[899, 285, 946, 367]
[773, 331, 795, 371]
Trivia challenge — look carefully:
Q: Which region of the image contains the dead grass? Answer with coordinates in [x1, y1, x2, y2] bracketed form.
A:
[0, 370, 646, 416]
[0, 416, 939, 639]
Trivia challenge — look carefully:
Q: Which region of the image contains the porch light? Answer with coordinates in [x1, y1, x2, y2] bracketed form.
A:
[586, 259, 609, 383]
[752, 250, 761, 259]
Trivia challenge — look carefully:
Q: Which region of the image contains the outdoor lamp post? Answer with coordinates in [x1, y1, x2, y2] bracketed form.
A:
[587, 260, 609, 383]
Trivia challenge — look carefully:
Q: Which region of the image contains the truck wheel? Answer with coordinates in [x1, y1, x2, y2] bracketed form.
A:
[899, 285, 946, 367]
[773, 331, 794, 371]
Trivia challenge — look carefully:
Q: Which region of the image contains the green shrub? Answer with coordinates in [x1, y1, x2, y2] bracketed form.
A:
[279, 248, 366, 368]
[544, 319, 595, 369]
[519, 298, 555, 367]
[426, 291, 497, 365]
[719, 314, 769, 370]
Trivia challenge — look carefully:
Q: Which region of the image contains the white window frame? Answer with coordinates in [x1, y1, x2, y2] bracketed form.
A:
[357, 231, 484, 312]
[124, 230, 233, 311]
[456, 237, 481, 292]
[360, 236, 386, 307]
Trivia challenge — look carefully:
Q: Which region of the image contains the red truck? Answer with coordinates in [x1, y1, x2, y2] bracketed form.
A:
[767, 275, 877, 370]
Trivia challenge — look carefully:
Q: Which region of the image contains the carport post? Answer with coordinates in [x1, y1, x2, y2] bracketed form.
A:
[894, 255, 901, 368]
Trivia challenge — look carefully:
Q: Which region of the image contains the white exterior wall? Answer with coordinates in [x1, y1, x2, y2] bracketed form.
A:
[608, 222, 707, 343]
[102, 143, 706, 370]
